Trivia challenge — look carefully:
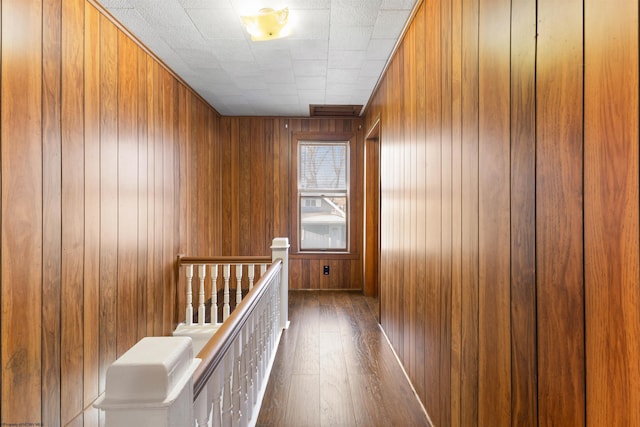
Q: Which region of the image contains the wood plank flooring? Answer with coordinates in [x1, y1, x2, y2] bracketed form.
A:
[257, 291, 432, 427]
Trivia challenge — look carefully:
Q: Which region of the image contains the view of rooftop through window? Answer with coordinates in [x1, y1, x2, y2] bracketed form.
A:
[298, 142, 349, 251]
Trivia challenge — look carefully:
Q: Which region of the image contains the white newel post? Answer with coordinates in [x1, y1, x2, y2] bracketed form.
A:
[94, 337, 200, 427]
[271, 237, 290, 330]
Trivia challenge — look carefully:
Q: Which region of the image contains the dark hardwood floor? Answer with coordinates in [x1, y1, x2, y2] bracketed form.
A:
[257, 291, 432, 427]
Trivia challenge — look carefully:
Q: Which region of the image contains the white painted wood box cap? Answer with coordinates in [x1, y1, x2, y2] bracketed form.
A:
[97, 336, 200, 407]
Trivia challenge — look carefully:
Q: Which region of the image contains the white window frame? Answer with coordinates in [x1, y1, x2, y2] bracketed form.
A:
[297, 141, 350, 252]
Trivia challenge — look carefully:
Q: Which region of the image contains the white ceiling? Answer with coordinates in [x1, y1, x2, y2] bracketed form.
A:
[98, 0, 417, 117]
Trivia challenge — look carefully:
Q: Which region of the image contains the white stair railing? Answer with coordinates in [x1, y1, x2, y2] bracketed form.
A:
[95, 237, 290, 427]
[179, 258, 272, 327]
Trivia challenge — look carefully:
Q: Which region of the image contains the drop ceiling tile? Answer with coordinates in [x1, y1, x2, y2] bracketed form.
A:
[210, 40, 255, 62]
[326, 82, 356, 96]
[331, 0, 381, 26]
[262, 68, 296, 84]
[359, 59, 387, 76]
[221, 95, 250, 106]
[243, 89, 272, 101]
[108, 8, 154, 39]
[251, 46, 293, 70]
[128, 0, 193, 30]
[177, 48, 218, 67]
[372, 10, 408, 39]
[327, 68, 360, 83]
[328, 50, 366, 69]
[329, 25, 373, 50]
[353, 75, 379, 90]
[205, 83, 242, 96]
[180, 0, 232, 8]
[293, 60, 327, 77]
[288, 40, 329, 60]
[197, 69, 235, 88]
[296, 76, 326, 90]
[288, 9, 330, 40]
[284, 0, 330, 9]
[98, 0, 417, 116]
[221, 61, 262, 77]
[235, 77, 268, 91]
[161, 29, 209, 52]
[188, 8, 246, 40]
[297, 89, 326, 103]
[267, 94, 300, 105]
[381, 0, 416, 9]
[100, 0, 132, 8]
[325, 94, 353, 105]
[365, 38, 396, 60]
[268, 83, 300, 96]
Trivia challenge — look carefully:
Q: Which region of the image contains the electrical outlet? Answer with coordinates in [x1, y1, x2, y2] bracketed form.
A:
[323, 265, 330, 275]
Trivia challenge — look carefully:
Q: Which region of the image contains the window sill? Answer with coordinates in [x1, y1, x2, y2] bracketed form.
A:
[290, 252, 360, 260]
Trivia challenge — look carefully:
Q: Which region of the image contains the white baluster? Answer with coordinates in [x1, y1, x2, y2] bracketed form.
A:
[248, 264, 255, 290]
[233, 338, 243, 426]
[267, 290, 274, 355]
[223, 264, 231, 321]
[211, 264, 219, 325]
[258, 309, 266, 381]
[194, 387, 211, 427]
[236, 264, 243, 305]
[273, 277, 281, 345]
[241, 331, 250, 423]
[250, 314, 259, 406]
[185, 264, 194, 326]
[198, 264, 206, 326]
[209, 368, 223, 427]
[244, 314, 255, 419]
[260, 263, 267, 278]
[222, 351, 233, 426]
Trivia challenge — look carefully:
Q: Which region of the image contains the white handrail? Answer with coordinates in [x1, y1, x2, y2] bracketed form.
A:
[95, 237, 290, 427]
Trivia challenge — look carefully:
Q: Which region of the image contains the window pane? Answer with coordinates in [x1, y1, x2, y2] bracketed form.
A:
[299, 143, 348, 191]
[300, 196, 347, 250]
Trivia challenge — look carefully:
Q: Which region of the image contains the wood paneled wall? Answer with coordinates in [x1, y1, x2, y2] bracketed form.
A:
[218, 117, 364, 291]
[0, 1, 220, 425]
[365, 0, 640, 425]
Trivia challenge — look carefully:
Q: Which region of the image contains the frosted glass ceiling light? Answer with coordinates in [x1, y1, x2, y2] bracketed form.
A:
[241, 7, 290, 41]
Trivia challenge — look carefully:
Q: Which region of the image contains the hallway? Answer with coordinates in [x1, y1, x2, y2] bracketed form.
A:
[256, 291, 432, 426]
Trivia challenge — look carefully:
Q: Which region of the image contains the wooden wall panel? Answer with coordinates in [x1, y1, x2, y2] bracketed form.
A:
[402, 27, 414, 375]
[61, 0, 86, 422]
[459, 0, 479, 423]
[251, 119, 266, 255]
[151, 60, 165, 338]
[42, 0, 63, 425]
[477, 0, 511, 424]
[424, 0, 443, 419]
[116, 31, 138, 356]
[536, 0, 585, 425]
[98, 14, 119, 394]
[83, 2, 101, 411]
[366, 0, 640, 424]
[509, 0, 537, 424]
[438, 0, 453, 423]
[238, 118, 252, 255]
[217, 117, 364, 290]
[584, 0, 640, 424]
[1, 0, 43, 424]
[0, 1, 220, 424]
[449, 0, 463, 423]
[161, 70, 177, 336]
[4, 0, 639, 424]
[136, 48, 149, 342]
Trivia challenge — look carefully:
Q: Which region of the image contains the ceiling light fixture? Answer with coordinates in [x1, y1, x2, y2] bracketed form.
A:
[241, 7, 290, 42]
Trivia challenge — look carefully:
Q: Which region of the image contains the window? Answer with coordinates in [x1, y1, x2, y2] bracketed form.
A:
[297, 141, 349, 251]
